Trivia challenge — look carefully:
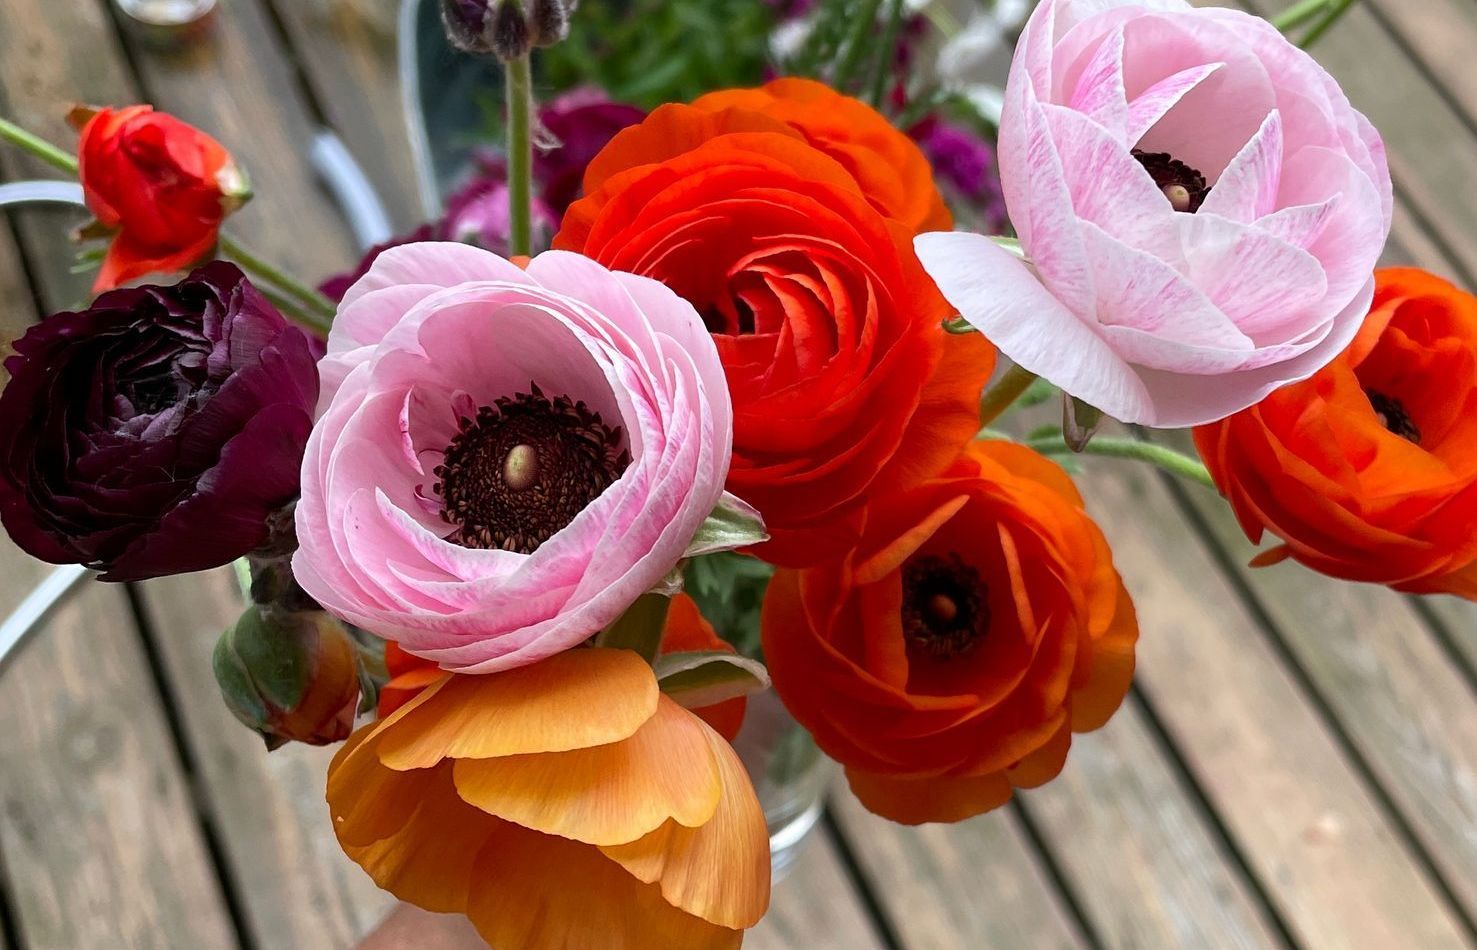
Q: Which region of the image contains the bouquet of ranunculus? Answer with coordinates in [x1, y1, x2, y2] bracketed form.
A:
[2, 0, 1472, 946]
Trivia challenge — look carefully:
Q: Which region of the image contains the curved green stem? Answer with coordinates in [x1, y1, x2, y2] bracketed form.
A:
[867, 0, 906, 107]
[0, 117, 78, 174]
[219, 235, 336, 335]
[1028, 436, 1217, 490]
[505, 53, 534, 258]
[1295, 0, 1358, 50]
[1270, 0, 1359, 48]
[979, 364, 1038, 428]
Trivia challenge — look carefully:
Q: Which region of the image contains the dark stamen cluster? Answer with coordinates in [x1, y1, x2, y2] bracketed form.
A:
[434, 383, 629, 553]
[1366, 390, 1422, 444]
[901, 553, 991, 662]
[1133, 149, 1211, 213]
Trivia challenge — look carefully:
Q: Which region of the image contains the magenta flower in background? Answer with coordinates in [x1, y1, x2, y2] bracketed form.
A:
[441, 152, 559, 249]
[909, 115, 1008, 235]
[916, 0, 1392, 427]
[294, 244, 742, 673]
[534, 89, 646, 215]
[0, 263, 318, 581]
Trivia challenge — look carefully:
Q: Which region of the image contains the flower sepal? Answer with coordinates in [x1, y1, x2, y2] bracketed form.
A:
[654, 650, 770, 710]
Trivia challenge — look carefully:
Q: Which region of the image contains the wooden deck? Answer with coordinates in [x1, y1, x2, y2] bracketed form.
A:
[0, 1, 1474, 947]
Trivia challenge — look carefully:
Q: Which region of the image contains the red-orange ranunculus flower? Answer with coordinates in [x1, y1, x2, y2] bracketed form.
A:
[331, 648, 770, 949]
[556, 86, 995, 566]
[378, 594, 749, 740]
[761, 442, 1138, 824]
[75, 105, 248, 291]
[689, 78, 952, 233]
[1194, 268, 1477, 599]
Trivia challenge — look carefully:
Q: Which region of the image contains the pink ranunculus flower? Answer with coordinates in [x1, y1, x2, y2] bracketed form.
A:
[916, 0, 1393, 427]
[293, 244, 741, 673]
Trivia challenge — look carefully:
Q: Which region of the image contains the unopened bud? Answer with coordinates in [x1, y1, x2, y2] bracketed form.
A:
[440, 0, 501, 54]
[213, 606, 362, 750]
[491, 0, 532, 60]
[529, 0, 572, 47]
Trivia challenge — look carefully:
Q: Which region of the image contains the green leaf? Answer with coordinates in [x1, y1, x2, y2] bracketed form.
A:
[1026, 424, 1064, 443]
[942, 316, 976, 335]
[655, 650, 770, 708]
[683, 552, 774, 657]
[1064, 396, 1105, 452]
[684, 491, 768, 558]
[594, 592, 670, 663]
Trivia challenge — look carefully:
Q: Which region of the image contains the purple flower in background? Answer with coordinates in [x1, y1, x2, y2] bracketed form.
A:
[535, 89, 646, 215]
[909, 115, 1008, 234]
[0, 263, 319, 581]
[320, 88, 643, 300]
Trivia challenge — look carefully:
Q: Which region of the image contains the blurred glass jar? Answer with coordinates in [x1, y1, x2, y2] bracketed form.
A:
[732, 689, 836, 879]
[114, 0, 219, 45]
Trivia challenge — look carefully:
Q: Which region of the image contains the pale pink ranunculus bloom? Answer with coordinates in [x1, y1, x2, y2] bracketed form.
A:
[293, 244, 739, 673]
[916, 0, 1392, 427]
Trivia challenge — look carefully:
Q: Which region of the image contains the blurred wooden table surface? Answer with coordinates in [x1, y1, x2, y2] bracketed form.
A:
[0, 1, 1474, 947]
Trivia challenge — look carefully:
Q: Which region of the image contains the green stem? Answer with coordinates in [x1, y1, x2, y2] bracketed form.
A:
[0, 116, 79, 174]
[219, 235, 335, 336]
[1270, 0, 1335, 32]
[832, 0, 886, 91]
[979, 364, 1038, 428]
[1029, 436, 1217, 490]
[1296, 0, 1358, 50]
[505, 52, 534, 258]
[867, 0, 906, 108]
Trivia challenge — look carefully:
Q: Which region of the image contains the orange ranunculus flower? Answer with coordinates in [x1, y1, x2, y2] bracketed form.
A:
[74, 105, 249, 292]
[377, 595, 750, 739]
[1194, 268, 1477, 599]
[331, 648, 770, 949]
[688, 78, 952, 233]
[761, 442, 1138, 824]
[555, 92, 995, 566]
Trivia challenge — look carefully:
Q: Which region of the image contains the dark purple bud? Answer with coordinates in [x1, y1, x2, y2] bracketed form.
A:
[491, 0, 532, 60]
[529, 0, 571, 47]
[441, 0, 497, 54]
[0, 263, 319, 581]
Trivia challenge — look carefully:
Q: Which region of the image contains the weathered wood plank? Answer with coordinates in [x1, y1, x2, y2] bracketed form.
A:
[1074, 455, 1471, 948]
[1422, 599, 1477, 683]
[749, 833, 887, 950]
[138, 570, 396, 948]
[1158, 428, 1477, 919]
[1026, 699, 1288, 949]
[1363, 0, 1477, 136]
[262, 0, 425, 231]
[831, 785, 1087, 949]
[0, 545, 237, 950]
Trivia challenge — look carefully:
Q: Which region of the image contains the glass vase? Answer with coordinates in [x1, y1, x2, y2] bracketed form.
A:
[731, 689, 835, 878]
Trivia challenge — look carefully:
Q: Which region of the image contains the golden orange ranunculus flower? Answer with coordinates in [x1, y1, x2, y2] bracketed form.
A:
[1195, 268, 1477, 599]
[330, 648, 770, 949]
[688, 78, 951, 233]
[556, 86, 995, 567]
[761, 442, 1138, 824]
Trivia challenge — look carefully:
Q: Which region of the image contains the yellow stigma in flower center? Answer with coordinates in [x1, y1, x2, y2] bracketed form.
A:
[502, 443, 540, 491]
[1162, 184, 1193, 213]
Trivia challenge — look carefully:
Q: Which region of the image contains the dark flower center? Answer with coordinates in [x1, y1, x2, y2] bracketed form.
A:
[433, 384, 629, 553]
[901, 553, 990, 662]
[1366, 390, 1422, 444]
[702, 297, 757, 336]
[1133, 150, 1210, 213]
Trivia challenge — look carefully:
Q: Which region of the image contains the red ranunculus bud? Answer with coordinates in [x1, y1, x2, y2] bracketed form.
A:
[74, 105, 249, 292]
[213, 606, 363, 750]
[0, 263, 318, 581]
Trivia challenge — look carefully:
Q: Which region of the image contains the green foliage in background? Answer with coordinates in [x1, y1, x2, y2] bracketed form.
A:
[684, 551, 775, 658]
[541, 0, 779, 108]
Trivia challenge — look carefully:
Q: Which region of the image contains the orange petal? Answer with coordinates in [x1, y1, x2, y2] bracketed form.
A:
[1005, 718, 1072, 789]
[467, 820, 744, 950]
[599, 720, 771, 929]
[453, 695, 722, 846]
[376, 648, 658, 770]
[328, 735, 494, 914]
[845, 766, 1013, 825]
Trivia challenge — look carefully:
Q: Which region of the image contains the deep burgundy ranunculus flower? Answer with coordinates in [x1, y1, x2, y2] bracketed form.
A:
[534, 89, 646, 215]
[0, 262, 319, 581]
